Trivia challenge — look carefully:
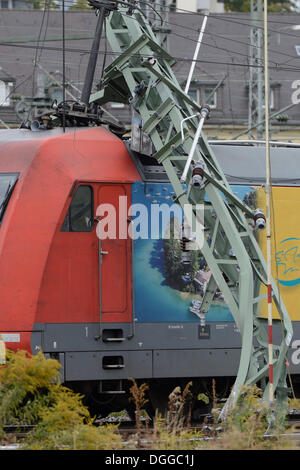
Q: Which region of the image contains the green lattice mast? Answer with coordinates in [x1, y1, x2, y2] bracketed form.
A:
[88, 0, 292, 414]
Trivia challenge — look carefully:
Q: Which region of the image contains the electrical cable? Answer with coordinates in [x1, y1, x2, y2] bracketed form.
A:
[159, 15, 300, 66]
[115, 8, 299, 71]
[1, 6, 300, 71]
[1, 3, 300, 129]
[5, 0, 300, 39]
[2, 39, 300, 72]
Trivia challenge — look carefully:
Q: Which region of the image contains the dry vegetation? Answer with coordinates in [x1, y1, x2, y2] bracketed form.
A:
[0, 351, 298, 450]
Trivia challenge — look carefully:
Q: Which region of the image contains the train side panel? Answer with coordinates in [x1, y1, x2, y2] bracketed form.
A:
[1, 131, 300, 390]
[0, 128, 140, 357]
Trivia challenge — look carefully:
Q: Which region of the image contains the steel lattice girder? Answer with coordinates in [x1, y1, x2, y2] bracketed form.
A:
[90, 3, 293, 413]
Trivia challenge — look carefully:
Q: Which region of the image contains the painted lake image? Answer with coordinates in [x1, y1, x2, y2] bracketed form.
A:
[131, 181, 256, 323]
[133, 237, 234, 322]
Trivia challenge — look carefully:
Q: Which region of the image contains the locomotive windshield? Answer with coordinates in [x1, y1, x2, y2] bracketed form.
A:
[0, 173, 18, 225]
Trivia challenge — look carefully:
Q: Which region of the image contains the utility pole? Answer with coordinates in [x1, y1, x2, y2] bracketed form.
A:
[81, 5, 107, 105]
[81, 1, 116, 105]
[263, 0, 274, 406]
[248, 0, 264, 139]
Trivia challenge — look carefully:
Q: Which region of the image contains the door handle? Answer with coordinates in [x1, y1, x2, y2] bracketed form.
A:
[100, 249, 109, 264]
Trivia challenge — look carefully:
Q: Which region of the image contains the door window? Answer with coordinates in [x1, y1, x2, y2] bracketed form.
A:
[61, 185, 93, 232]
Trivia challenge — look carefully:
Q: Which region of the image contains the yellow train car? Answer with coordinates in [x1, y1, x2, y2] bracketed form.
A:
[213, 141, 300, 371]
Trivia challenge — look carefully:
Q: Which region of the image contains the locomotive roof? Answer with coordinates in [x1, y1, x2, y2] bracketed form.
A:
[0, 127, 118, 142]
[0, 127, 299, 186]
[0, 126, 141, 183]
[0, 128, 65, 142]
[212, 144, 300, 186]
[130, 141, 300, 187]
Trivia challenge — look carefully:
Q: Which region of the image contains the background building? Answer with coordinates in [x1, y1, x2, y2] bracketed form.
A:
[175, 0, 224, 13]
[0, 0, 33, 9]
[0, 8, 299, 141]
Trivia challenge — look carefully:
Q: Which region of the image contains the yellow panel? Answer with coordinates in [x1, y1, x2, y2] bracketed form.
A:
[256, 186, 300, 321]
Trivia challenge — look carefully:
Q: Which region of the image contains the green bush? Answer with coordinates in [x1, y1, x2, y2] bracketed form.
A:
[0, 350, 122, 450]
[0, 352, 296, 450]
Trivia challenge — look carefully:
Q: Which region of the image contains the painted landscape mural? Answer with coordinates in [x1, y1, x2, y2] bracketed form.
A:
[132, 181, 258, 323]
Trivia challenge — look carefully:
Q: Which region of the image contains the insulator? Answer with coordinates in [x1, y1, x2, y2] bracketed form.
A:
[200, 104, 211, 119]
[147, 57, 156, 66]
[253, 209, 266, 230]
[192, 161, 204, 188]
[30, 120, 46, 131]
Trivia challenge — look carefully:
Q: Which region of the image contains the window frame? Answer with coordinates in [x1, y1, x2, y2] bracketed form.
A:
[262, 88, 275, 111]
[61, 184, 94, 233]
[188, 84, 220, 110]
[0, 172, 19, 226]
[0, 79, 13, 107]
[202, 86, 217, 109]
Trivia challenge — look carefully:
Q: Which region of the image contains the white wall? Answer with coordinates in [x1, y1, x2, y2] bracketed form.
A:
[177, 0, 198, 12]
[175, 0, 224, 13]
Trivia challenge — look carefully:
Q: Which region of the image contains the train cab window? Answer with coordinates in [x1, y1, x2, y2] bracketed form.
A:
[0, 173, 18, 225]
[61, 185, 93, 232]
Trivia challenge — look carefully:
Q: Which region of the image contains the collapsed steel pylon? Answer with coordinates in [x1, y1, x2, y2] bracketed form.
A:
[89, 0, 293, 413]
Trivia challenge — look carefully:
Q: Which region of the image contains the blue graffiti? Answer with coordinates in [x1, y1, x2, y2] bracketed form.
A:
[276, 238, 300, 286]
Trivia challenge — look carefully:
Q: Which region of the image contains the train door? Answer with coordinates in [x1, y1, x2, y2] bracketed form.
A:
[95, 183, 132, 325]
[36, 182, 132, 328]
